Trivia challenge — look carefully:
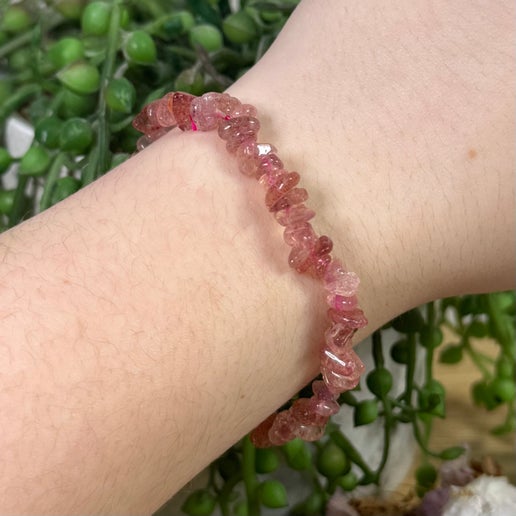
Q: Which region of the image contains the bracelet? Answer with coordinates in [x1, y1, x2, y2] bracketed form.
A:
[132, 91, 367, 448]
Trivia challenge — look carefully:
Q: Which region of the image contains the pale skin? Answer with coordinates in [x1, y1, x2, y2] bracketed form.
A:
[0, 0, 514, 513]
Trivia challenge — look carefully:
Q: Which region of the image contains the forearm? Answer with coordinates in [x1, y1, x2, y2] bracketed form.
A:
[0, 0, 514, 514]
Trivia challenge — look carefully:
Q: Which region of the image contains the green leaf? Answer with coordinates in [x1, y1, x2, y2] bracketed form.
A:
[439, 446, 465, 461]
[439, 344, 463, 364]
[258, 480, 288, 508]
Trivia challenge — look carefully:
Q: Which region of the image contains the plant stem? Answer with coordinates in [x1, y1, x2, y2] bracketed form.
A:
[0, 84, 41, 124]
[39, 153, 66, 211]
[372, 330, 384, 368]
[404, 333, 417, 405]
[242, 436, 260, 516]
[329, 429, 376, 483]
[83, 0, 122, 184]
[8, 174, 29, 227]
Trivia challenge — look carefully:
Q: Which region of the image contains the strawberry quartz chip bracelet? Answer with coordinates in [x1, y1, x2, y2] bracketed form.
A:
[132, 91, 367, 448]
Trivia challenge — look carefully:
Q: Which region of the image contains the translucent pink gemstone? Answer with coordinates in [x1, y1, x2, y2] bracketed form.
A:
[250, 413, 276, 448]
[218, 116, 260, 153]
[155, 93, 176, 127]
[190, 93, 221, 131]
[256, 154, 284, 181]
[240, 103, 258, 117]
[268, 410, 296, 446]
[135, 127, 169, 151]
[290, 397, 328, 426]
[172, 92, 195, 131]
[326, 294, 358, 312]
[323, 259, 360, 297]
[283, 223, 316, 248]
[328, 307, 368, 329]
[288, 245, 313, 273]
[314, 235, 333, 256]
[236, 141, 275, 176]
[312, 380, 340, 416]
[275, 204, 316, 226]
[324, 323, 355, 353]
[269, 187, 308, 212]
[265, 172, 301, 209]
[309, 254, 332, 279]
[295, 424, 326, 442]
[132, 100, 161, 134]
[216, 93, 242, 117]
[320, 347, 365, 393]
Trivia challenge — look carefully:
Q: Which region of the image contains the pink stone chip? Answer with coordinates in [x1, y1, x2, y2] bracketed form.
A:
[323, 259, 360, 297]
[320, 347, 365, 393]
[250, 413, 276, 448]
[328, 307, 368, 329]
[324, 323, 355, 352]
[290, 397, 328, 427]
[236, 141, 275, 176]
[275, 204, 316, 226]
[268, 410, 296, 446]
[283, 223, 316, 248]
[172, 92, 196, 131]
[295, 424, 326, 442]
[326, 294, 358, 312]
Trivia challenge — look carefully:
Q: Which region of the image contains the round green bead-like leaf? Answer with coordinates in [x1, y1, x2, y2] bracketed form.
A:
[316, 441, 350, 479]
[467, 320, 488, 338]
[189, 24, 224, 52]
[217, 450, 240, 480]
[392, 308, 425, 333]
[415, 463, 437, 488]
[283, 437, 311, 470]
[255, 448, 280, 474]
[366, 367, 393, 397]
[337, 471, 358, 491]
[60, 89, 97, 117]
[8, 48, 32, 72]
[0, 189, 16, 215]
[223, 11, 258, 44]
[1, 6, 32, 33]
[419, 326, 443, 349]
[181, 489, 216, 516]
[390, 339, 409, 364]
[34, 117, 63, 149]
[51, 177, 81, 205]
[439, 344, 463, 364]
[81, 1, 111, 36]
[59, 118, 93, 154]
[57, 62, 100, 95]
[105, 78, 136, 113]
[418, 380, 446, 417]
[495, 355, 514, 379]
[490, 377, 516, 403]
[19, 146, 51, 177]
[124, 30, 157, 64]
[258, 480, 288, 509]
[353, 399, 379, 426]
[54, 0, 84, 20]
[48, 37, 85, 69]
[0, 148, 12, 174]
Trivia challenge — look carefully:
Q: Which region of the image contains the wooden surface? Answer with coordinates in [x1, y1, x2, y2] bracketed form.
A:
[429, 338, 515, 482]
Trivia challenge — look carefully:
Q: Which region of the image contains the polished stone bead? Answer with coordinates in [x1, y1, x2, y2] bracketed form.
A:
[236, 141, 275, 176]
[312, 380, 340, 416]
[172, 91, 195, 131]
[295, 424, 326, 442]
[155, 93, 176, 127]
[309, 254, 332, 279]
[132, 100, 162, 134]
[326, 294, 358, 312]
[256, 154, 284, 182]
[190, 93, 221, 131]
[218, 116, 260, 153]
[249, 413, 276, 448]
[324, 323, 355, 353]
[321, 347, 365, 393]
[283, 223, 316, 248]
[265, 172, 300, 209]
[269, 187, 308, 212]
[328, 307, 368, 329]
[288, 245, 313, 273]
[275, 204, 316, 226]
[216, 93, 242, 117]
[291, 397, 328, 426]
[323, 259, 360, 297]
[268, 410, 296, 446]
